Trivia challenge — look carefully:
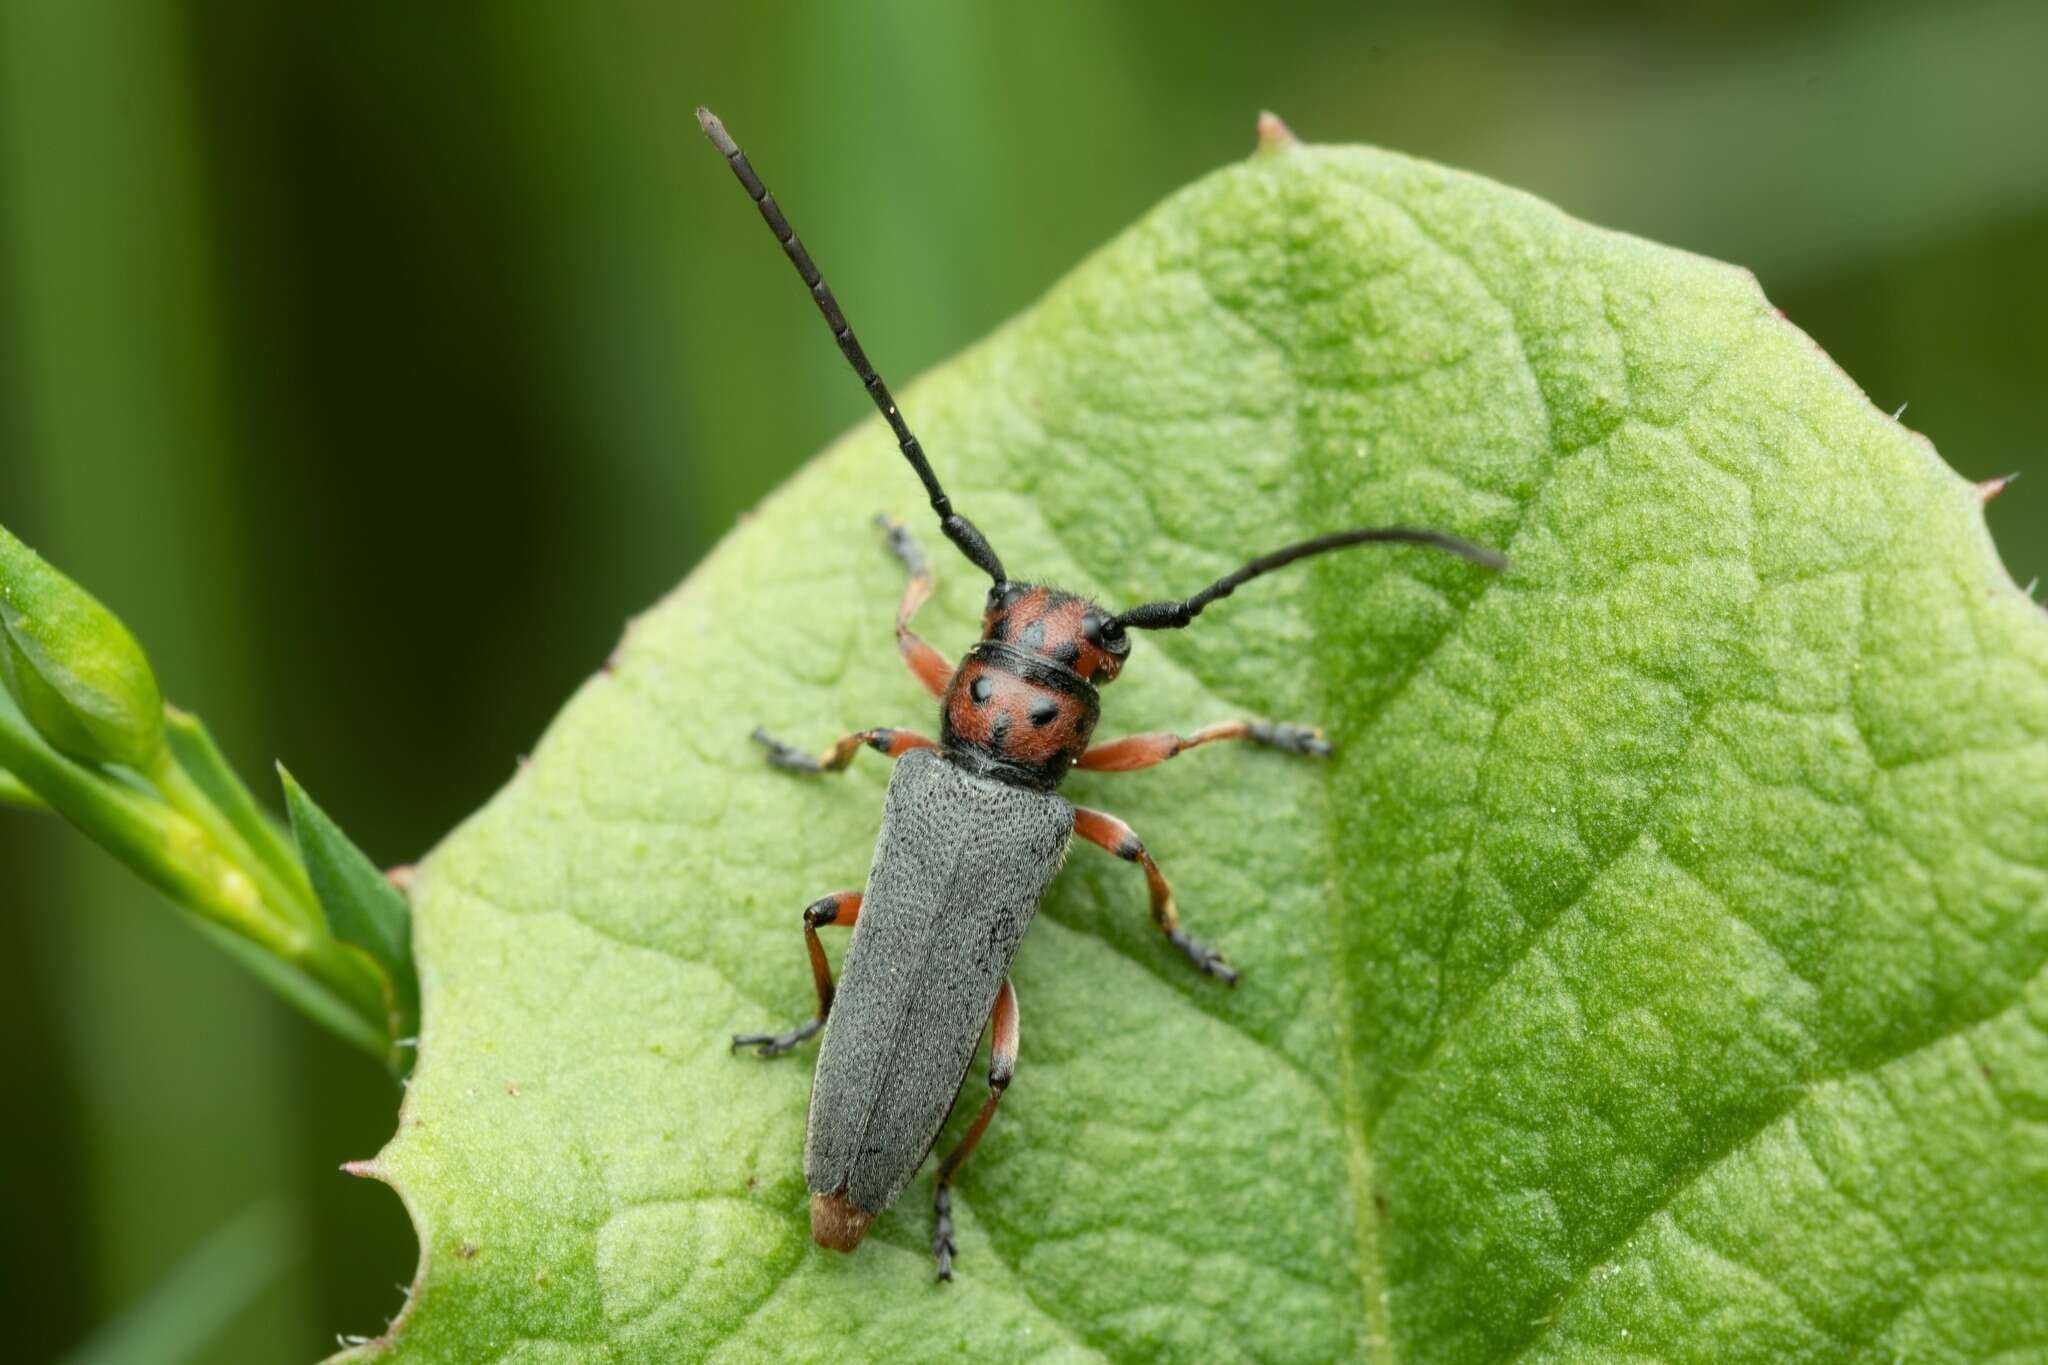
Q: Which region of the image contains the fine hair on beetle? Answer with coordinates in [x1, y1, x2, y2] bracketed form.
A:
[698, 106, 1504, 1280]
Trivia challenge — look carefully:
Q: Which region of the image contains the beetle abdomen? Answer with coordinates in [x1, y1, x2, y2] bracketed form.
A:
[804, 747, 1071, 1235]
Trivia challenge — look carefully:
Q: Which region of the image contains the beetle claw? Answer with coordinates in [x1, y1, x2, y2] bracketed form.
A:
[1250, 720, 1333, 758]
[1168, 928, 1239, 985]
[752, 727, 825, 773]
[932, 1183, 957, 1282]
[730, 1019, 824, 1057]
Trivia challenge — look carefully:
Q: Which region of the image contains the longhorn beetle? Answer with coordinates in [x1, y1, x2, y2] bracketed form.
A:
[699, 108, 1504, 1280]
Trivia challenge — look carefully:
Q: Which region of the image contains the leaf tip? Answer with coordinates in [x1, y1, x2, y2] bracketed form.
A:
[1979, 471, 2021, 504]
[1254, 110, 1299, 157]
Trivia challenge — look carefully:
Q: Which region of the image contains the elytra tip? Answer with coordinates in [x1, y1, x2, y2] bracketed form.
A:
[810, 1190, 874, 1252]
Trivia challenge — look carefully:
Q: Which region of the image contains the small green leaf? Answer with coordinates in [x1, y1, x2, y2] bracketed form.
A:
[337, 141, 2048, 1362]
[281, 765, 418, 1024]
[0, 520, 165, 770]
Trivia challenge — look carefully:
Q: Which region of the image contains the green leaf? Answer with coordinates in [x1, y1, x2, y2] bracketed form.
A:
[281, 766, 418, 1028]
[337, 140, 2048, 1363]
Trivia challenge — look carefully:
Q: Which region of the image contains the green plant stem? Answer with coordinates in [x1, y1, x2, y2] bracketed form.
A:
[144, 745, 322, 930]
[162, 707, 319, 923]
[148, 742, 394, 1040]
[0, 704, 391, 1055]
[0, 766, 45, 810]
[141, 749, 399, 1047]
[1, 706, 266, 927]
[190, 920, 391, 1060]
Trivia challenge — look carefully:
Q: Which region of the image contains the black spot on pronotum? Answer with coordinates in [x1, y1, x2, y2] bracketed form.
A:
[969, 675, 994, 704]
[1014, 615, 1047, 652]
[988, 713, 1013, 751]
[1028, 699, 1060, 728]
[988, 614, 1011, 642]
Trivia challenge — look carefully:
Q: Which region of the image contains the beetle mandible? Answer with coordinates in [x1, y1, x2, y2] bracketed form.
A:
[698, 108, 1504, 1280]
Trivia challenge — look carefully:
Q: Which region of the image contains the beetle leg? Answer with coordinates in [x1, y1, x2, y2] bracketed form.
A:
[750, 516, 951, 767]
[932, 976, 1018, 1282]
[731, 891, 862, 1057]
[751, 726, 936, 775]
[876, 515, 954, 699]
[1073, 807, 1236, 984]
[1077, 719, 1330, 772]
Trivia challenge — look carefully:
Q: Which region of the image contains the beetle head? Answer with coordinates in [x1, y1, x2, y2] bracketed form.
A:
[981, 582, 1128, 685]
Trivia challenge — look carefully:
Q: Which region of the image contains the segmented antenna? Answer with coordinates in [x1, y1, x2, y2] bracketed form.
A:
[695, 107, 1006, 586]
[1113, 527, 1506, 632]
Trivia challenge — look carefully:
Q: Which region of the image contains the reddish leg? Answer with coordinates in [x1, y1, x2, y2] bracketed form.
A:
[1078, 719, 1329, 772]
[732, 891, 861, 1056]
[1073, 807, 1236, 984]
[932, 976, 1018, 1282]
[749, 517, 953, 770]
[752, 726, 935, 774]
[876, 515, 954, 699]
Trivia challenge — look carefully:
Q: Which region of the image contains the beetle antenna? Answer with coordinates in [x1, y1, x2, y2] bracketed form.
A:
[696, 107, 1007, 586]
[1112, 526, 1506, 631]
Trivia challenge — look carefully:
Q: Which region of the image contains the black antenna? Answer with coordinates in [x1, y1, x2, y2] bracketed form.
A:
[1113, 527, 1505, 632]
[696, 107, 1006, 586]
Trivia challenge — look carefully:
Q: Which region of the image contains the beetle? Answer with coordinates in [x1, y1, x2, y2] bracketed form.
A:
[698, 108, 1503, 1279]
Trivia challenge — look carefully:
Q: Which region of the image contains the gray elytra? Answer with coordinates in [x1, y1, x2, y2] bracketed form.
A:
[804, 748, 1070, 1252]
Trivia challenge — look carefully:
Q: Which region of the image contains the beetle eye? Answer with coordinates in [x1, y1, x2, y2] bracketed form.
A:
[1086, 612, 1128, 654]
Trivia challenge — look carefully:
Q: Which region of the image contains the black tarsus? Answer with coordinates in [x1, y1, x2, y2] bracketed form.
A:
[695, 107, 1006, 585]
[1112, 526, 1506, 632]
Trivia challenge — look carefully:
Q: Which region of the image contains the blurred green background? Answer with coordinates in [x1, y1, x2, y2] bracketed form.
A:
[1, 1, 2042, 1359]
